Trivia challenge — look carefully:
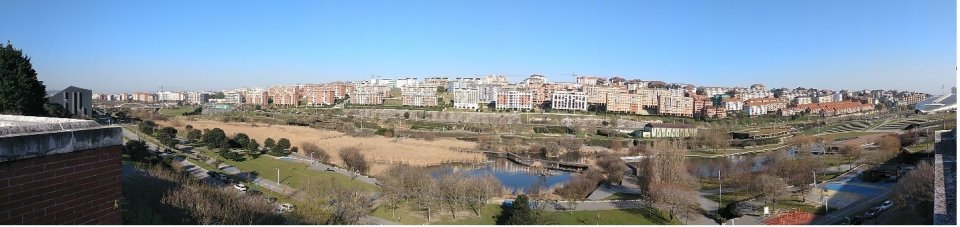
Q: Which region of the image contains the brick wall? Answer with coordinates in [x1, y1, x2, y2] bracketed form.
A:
[0, 146, 122, 224]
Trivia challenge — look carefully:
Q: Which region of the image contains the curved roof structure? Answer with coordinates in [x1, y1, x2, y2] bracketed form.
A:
[916, 89, 957, 114]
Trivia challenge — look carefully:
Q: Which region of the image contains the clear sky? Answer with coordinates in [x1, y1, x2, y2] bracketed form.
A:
[1, 0, 955, 94]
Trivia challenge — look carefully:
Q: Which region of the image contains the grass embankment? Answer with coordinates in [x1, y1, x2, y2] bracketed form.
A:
[816, 131, 885, 141]
[370, 204, 680, 225]
[192, 147, 376, 192]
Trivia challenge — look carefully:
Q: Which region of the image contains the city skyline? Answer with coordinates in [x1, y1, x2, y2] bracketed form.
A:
[1, 0, 955, 94]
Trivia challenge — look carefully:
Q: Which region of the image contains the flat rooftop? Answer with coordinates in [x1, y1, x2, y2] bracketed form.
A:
[1, 115, 122, 162]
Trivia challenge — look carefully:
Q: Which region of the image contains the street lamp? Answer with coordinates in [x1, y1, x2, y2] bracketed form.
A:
[276, 168, 281, 185]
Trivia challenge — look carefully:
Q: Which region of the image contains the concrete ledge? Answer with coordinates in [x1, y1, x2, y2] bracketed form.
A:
[0, 115, 122, 162]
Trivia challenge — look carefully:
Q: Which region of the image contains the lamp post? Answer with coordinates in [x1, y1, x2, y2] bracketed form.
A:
[276, 168, 280, 185]
[718, 170, 722, 213]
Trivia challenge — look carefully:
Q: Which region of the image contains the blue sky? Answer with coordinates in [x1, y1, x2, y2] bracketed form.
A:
[1, 0, 955, 94]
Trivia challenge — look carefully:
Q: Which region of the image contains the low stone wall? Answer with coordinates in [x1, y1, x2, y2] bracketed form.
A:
[1, 116, 121, 163]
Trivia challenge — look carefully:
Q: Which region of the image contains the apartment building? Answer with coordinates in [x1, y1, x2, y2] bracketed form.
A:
[423, 77, 449, 88]
[740, 90, 774, 100]
[354, 84, 391, 97]
[132, 92, 156, 103]
[481, 75, 510, 85]
[453, 88, 481, 110]
[722, 98, 743, 112]
[401, 93, 438, 107]
[743, 97, 787, 116]
[794, 96, 812, 105]
[302, 84, 336, 106]
[701, 106, 727, 119]
[223, 89, 245, 104]
[814, 95, 834, 103]
[606, 92, 642, 114]
[449, 77, 481, 91]
[551, 91, 588, 111]
[186, 92, 209, 104]
[700, 87, 729, 98]
[477, 84, 502, 104]
[750, 83, 766, 91]
[658, 95, 694, 117]
[496, 90, 534, 110]
[576, 76, 606, 86]
[782, 101, 875, 117]
[584, 86, 622, 104]
[156, 91, 185, 102]
[244, 90, 269, 106]
[691, 95, 711, 117]
[268, 85, 302, 106]
[349, 92, 383, 105]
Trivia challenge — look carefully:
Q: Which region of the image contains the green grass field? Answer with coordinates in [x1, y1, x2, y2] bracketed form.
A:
[193, 147, 376, 192]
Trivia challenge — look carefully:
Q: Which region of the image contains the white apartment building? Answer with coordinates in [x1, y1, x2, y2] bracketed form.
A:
[794, 96, 812, 105]
[551, 91, 588, 111]
[576, 76, 606, 86]
[814, 95, 834, 103]
[349, 92, 383, 105]
[449, 78, 481, 91]
[740, 90, 774, 100]
[157, 91, 186, 102]
[723, 98, 743, 112]
[496, 90, 534, 110]
[401, 93, 438, 107]
[223, 90, 245, 104]
[453, 88, 481, 110]
[700, 87, 728, 98]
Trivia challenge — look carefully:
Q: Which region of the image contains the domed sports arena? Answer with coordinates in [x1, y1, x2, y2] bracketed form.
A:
[915, 87, 957, 114]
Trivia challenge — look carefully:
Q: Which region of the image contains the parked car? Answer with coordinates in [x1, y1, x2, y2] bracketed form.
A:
[325, 168, 334, 172]
[878, 200, 894, 211]
[234, 183, 248, 192]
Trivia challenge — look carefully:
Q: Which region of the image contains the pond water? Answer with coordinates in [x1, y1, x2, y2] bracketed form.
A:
[432, 155, 573, 193]
[684, 145, 818, 177]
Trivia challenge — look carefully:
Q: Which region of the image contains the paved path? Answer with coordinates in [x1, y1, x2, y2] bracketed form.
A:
[278, 153, 380, 186]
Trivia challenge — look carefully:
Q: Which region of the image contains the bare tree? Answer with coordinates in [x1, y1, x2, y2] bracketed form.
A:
[637, 140, 700, 221]
[465, 175, 502, 216]
[596, 153, 628, 184]
[558, 138, 583, 153]
[748, 174, 790, 207]
[649, 183, 700, 222]
[868, 134, 902, 164]
[554, 168, 603, 211]
[437, 172, 468, 219]
[338, 147, 369, 174]
[893, 161, 934, 224]
[300, 142, 330, 163]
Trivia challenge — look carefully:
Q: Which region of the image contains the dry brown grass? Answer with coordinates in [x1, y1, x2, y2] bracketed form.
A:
[159, 119, 484, 174]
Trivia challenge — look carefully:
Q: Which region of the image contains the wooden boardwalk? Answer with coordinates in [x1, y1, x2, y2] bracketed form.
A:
[475, 150, 589, 172]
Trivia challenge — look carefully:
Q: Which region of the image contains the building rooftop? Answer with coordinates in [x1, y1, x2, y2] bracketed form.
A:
[0, 115, 122, 162]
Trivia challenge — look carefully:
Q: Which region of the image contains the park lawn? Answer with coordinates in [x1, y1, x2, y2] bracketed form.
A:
[704, 191, 752, 208]
[602, 193, 643, 200]
[549, 209, 681, 225]
[194, 147, 376, 192]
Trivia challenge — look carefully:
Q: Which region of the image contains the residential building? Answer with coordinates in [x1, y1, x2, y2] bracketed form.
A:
[244, 90, 269, 106]
[743, 97, 787, 116]
[700, 87, 728, 98]
[47, 86, 92, 117]
[691, 95, 710, 117]
[354, 84, 391, 97]
[584, 86, 622, 105]
[551, 91, 588, 111]
[750, 83, 766, 91]
[701, 106, 727, 119]
[639, 123, 697, 138]
[132, 92, 156, 103]
[157, 91, 185, 102]
[302, 84, 336, 106]
[453, 88, 481, 110]
[496, 90, 534, 110]
[794, 96, 812, 105]
[814, 95, 834, 103]
[576, 76, 606, 86]
[268, 85, 301, 106]
[223, 89, 244, 104]
[657, 95, 694, 117]
[423, 77, 449, 88]
[477, 84, 502, 104]
[723, 98, 743, 112]
[606, 92, 641, 114]
[186, 92, 209, 104]
[349, 92, 383, 105]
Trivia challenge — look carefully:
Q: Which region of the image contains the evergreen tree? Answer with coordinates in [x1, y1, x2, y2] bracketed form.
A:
[0, 42, 47, 116]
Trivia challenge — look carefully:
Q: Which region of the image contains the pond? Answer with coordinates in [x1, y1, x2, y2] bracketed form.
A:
[432, 155, 574, 193]
[685, 145, 818, 177]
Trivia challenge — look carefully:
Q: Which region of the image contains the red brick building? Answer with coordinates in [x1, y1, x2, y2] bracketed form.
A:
[0, 115, 123, 224]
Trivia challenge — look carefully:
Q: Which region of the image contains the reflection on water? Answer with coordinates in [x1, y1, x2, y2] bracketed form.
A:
[432, 156, 573, 193]
[685, 146, 808, 177]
